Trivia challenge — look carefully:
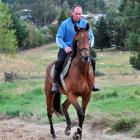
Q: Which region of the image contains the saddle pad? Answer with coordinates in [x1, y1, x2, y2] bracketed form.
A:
[50, 57, 72, 92]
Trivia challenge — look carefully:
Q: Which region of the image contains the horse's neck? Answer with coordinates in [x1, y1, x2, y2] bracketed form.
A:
[73, 56, 90, 76]
[79, 62, 89, 76]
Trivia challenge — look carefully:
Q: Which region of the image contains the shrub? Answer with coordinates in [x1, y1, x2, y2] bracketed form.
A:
[129, 53, 140, 70]
[111, 118, 137, 132]
[106, 91, 118, 98]
[0, 93, 12, 103]
[6, 110, 20, 117]
[35, 29, 46, 46]
[40, 26, 53, 43]
[48, 24, 59, 41]
[135, 90, 140, 96]
[90, 48, 97, 58]
[94, 91, 118, 100]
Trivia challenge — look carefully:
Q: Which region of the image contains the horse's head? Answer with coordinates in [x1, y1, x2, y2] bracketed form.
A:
[74, 23, 90, 63]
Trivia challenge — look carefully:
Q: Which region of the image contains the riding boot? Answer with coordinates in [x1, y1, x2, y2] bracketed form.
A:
[91, 57, 96, 76]
[91, 57, 100, 92]
[51, 68, 60, 94]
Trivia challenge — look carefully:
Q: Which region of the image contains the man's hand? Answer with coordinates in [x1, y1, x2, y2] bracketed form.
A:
[64, 47, 72, 54]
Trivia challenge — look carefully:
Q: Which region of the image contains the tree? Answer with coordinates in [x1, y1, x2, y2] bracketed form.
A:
[0, 1, 17, 53]
[95, 17, 110, 51]
[58, 10, 69, 25]
[97, 0, 105, 12]
[120, 0, 140, 70]
[11, 0, 61, 26]
[12, 16, 28, 49]
[106, 7, 126, 49]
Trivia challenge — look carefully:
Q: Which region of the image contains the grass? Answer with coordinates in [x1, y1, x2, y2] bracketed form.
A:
[0, 45, 140, 137]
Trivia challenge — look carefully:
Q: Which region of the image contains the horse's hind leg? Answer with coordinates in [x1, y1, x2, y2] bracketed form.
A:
[46, 91, 56, 138]
[62, 99, 71, 136]
[47, 112, 56, 138]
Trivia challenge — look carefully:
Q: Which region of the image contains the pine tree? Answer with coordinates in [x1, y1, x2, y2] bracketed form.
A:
[121, 0, 140, 70]
[0, 1, 17, 53]
[58, 10, 69, 25]
[95, 17, 110, 51]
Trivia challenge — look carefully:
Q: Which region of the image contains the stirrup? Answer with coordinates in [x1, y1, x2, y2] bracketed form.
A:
[51, 83, 59, 93]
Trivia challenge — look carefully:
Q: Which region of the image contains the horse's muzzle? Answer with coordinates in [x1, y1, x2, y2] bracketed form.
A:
[81, 55, 90, 63]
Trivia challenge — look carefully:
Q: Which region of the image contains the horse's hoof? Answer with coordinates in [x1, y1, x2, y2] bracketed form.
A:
[52, 134, 56, 139]
[65, 129, 71, 136]
[73, 132, 81, 140]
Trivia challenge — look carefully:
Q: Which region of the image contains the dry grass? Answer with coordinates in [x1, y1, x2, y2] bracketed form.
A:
[0, 43, 57, 81]
[0, 45, 140, 86]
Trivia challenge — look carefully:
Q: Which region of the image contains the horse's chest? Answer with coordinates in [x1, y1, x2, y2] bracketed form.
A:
[75, 80, 90, 94]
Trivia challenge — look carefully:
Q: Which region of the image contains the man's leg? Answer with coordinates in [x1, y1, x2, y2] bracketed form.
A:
[90, 57, 100, 91]
[51, 61, 62, 93]
[51, 49, 67, 93]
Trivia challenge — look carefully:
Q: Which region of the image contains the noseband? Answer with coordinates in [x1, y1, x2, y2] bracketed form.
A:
[79, 47, 89, 53]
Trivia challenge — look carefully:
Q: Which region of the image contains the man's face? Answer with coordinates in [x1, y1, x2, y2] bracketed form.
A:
[72, 7, 82, 22]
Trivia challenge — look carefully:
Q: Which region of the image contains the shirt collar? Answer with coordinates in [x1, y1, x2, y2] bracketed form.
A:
[71, 16, 81, 24]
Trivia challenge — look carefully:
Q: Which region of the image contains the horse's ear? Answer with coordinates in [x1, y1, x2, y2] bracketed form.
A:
[85, 23, 90, 31]
[74, 24, 79, 32]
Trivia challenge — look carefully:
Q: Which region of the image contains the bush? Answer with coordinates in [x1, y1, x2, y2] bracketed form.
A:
[111, 118, 137, 132]
[6, 110, 20, 117]
[90, 48, 97, 58]
[129, 53, 140, 70]
[94, 91, 118, 100]
[40, 26, 53, 43]
[0, 93, 11, 103]
[21, 24, 54, 49]
[48, 24, 59, 41]
[135, 90, 140, 96]
[35, 29, 46, 46]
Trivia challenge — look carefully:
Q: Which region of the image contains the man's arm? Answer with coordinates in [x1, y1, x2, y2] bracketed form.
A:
[89, 27, 94, 48]
[56, 22, 72, 53]
[56, 22, 67, 49]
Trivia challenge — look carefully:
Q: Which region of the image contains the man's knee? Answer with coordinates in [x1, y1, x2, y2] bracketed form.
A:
[55, 60, 64, 71]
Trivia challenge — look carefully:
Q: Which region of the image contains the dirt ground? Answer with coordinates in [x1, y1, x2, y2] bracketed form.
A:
[0, 118, 139, 140]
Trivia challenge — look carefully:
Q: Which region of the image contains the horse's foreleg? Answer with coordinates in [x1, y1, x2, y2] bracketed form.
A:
[68, 93, 84, 140]
[82, 94, 91, 114]
[46, 92, 56, 138]
[62, 99, 71, 136]
[73, 103, 84, 140]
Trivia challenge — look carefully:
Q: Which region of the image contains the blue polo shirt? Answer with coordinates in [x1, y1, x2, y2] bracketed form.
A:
[56, 17, 94, 49]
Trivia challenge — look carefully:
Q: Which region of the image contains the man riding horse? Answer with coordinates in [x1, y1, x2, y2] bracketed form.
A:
[52, 4, 100, 93]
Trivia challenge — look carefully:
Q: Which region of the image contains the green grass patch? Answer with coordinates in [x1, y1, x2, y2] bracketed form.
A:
[0, 80, 46, 118]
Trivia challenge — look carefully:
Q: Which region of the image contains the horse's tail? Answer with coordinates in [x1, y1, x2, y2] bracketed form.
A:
[53, 92, 63, 116]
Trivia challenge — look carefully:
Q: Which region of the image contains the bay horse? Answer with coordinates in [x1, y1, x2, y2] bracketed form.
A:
[45, 23, 94, 140]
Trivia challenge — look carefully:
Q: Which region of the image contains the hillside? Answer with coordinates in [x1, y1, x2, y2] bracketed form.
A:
[0, 44, 140, 139]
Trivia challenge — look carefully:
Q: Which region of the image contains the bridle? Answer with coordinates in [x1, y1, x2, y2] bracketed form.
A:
[74, 31, 90, 63]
